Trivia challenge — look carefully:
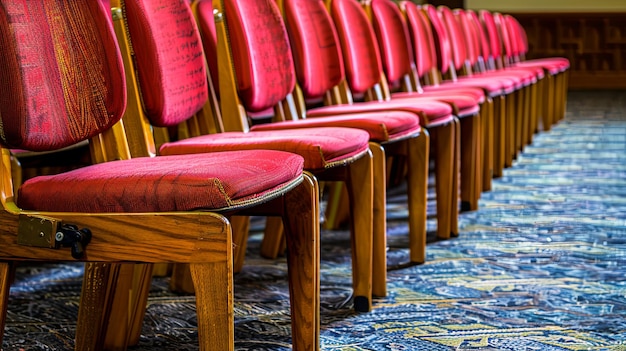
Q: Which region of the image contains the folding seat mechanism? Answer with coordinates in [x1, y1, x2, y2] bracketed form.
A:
[17, 215, 92, 259]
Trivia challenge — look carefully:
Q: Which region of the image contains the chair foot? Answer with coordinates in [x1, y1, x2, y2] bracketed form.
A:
[353, 295, 371, 312]
[460, 201, 472, 212]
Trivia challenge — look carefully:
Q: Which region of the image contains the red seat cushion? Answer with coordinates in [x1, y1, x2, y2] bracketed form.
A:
[419, 86, 486, 102]
[159, 127, 370, 170]
[306, 99, 454, 127]
[250, 111, 421, 143]
[18, 151, 304, 212]
[390, 93, 481, 117]
[393, 88, 486, 105]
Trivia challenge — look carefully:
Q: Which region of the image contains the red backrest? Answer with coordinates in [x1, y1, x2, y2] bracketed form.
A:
[437, 6, 466, 71]
[454, 8, 480, 67]
[493, 12, 513, 59]
[505, 15, 528, 56]
[329, 0, 383, 94]
[401, 2, 437, 77]
[370, 0, 414, 85]
[124, 0, 208, 127]
[222, 0, 296, 112]
[466, 9, 493, 64]
[421, 4, 453, 75]
[282, 0, 345, 99]
[480, 10, 502, 59]
[0, 1, 126, 151]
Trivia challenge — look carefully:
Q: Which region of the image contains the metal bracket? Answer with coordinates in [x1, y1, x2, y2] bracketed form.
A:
[17, 214, 92, 259]
[17, 214, 60, 248]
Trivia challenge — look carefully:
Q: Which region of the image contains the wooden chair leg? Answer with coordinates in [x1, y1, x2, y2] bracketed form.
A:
[77, 263, 132, 351]
[190, 243, 234, 351]
[259, 217, 285, 260]
[369, 142, 387, 298]
[450, 118, 461, 237]
[232, 216, 251, 273]
[534, 77, 544, 134]
[406, 131, 429, 263]
[460, 113, 480, 212]
[505, 92, 516, 168]
[0, 262, 14, 347]
[323, 183, 350, 230]
[514, 89, 524, 159]
[345, 150, 374, 312]
[542, 74, 554, 131]
[127, 264, 154, 346]
[493, 95, 506, 177]
[482, 98, 494, 192]
[282, 173, 320, 351]
[431, 121, 454, 240]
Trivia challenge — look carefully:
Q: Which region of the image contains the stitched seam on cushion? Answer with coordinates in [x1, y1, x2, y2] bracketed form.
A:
[213, 178, 234, 207]
[323, 147, 369, 169]
[211, 175, 303, 212]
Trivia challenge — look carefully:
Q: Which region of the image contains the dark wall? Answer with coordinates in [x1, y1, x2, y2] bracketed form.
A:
[425, 0, 464, 8]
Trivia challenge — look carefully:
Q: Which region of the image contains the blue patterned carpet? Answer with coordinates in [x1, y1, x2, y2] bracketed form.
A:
[3, 91, 626, 350]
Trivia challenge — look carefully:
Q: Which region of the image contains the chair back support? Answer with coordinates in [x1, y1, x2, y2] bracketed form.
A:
[222, 0, 296, 112]
[466, 9, 494, 68]
[369, 0, 414, 85]
[282, 0, 345, 99]
[329, 0, 384, 94]
[0, 1, 126, 151]
[436, 6, 467, 72]
[123, 0, 208, 127]
[479, 10, 503, 63]
[421, 4, 453, 76]
[454, 8, 481, 69]
[401, 2, 437, 78]
[493, 12, 513, 61]
[506, 15, 529, 57]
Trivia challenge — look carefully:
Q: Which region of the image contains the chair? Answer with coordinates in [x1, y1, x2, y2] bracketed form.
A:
[0, 1, 320, 350]
[367, 0, 485, 210]
[194, 0, 430, 293]
[113, 0, 377, 315]
[436, 6, 540, 164]
[403, 3, 516, 178]
[499, 14, 570, 130]
[285, 0, 463, 239]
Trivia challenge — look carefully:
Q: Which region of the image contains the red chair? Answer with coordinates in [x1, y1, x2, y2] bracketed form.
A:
[437, 6, 540, 163]
[114, 0, 378, 315]
[0, 1, 320, 350]
[405, 3, 517, 177]
[367, 0, 485, 210]
[284, 0, 463, 239]
[193, 0, 434, 301]
[500, 14, 570, 130]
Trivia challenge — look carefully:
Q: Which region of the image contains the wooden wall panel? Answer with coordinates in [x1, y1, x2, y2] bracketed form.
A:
[513, 13, 626, 89]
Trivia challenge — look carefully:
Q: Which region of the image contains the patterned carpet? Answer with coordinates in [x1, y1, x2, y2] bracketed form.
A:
[3, 90, 626, 350]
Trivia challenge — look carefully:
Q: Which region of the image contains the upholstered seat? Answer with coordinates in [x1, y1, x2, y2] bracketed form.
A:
[160, 128, 369, 170]
[250, 111, 421, 142]
[18, 151, 305, 213]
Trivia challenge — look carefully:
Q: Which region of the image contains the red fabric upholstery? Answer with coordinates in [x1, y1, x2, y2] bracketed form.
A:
[370, 0, 414, 84]
[307, 99, 454, 127]
[223, 0, 296, 112]
[369, 0, 484, 113]
[0, 1, 125, 151]
[124, 0, 208, 127]
[401, 2, 437, 78]
[251, 111, 421, 143]
[159, 127, 370, 170]
[283, 0, 345, 99]
[18, 151, 304, 212]
[330, 0, 384, 94]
